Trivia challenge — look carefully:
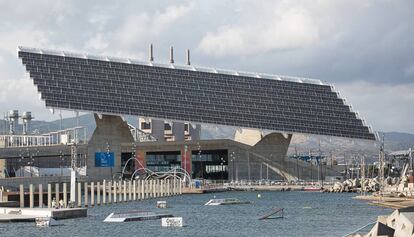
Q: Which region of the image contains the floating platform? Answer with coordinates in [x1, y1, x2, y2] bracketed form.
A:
[103, 211, 173, 223]
[0, 207, 87, 223]
[204, 198, 251, 206]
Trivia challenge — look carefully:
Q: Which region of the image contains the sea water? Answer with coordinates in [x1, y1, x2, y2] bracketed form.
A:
[1, 191, 391, 237]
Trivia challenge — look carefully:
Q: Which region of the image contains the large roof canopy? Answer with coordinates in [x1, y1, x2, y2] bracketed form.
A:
[18, 46, 376, 140]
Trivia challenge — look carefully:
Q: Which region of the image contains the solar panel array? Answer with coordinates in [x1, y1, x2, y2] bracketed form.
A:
[18, 47, 376, 140]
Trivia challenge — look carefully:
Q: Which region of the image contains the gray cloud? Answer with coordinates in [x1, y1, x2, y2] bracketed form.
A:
[0, 0, 413, 134]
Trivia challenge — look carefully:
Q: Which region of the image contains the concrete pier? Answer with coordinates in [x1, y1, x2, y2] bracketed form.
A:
[38, 184, 43, 208]
[19, 184, 24, 208]
[11, 178, 182, 211]
[90, 182, 95, 207]
[118, 180, 122, 202]
[63, 183, 67, 208]
[128, 181, 132, 201]
[133, 180, 136, 201]
[29, 184, 33, 208]
[141, 180, 145, 200]
[123, 180, 127, 202]
[47, 184, 52, 208]
[55, 183, 59, 203]
[108, 181, 112, 204]
[97, 182, 101, 205]
[102, 181, 106, 204]
[113, 181, 117, 203]
[84, 182, 88, 207]
[77, 182, 81, 207]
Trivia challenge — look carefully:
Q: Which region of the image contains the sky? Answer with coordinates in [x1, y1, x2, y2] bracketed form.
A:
[0, 0, 413, 133]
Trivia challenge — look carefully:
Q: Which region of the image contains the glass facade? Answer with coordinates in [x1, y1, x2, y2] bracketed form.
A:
[145, 151, 181, 172]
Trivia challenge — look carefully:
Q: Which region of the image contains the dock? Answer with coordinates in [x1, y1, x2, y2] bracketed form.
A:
[0, 207, 87, 222]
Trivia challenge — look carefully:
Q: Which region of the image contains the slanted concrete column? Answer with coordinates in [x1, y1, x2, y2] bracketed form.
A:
[113, 181, 117, 203]
[38, 184, 43, 208]
[97, 182, 101, 205]
[77, 183, 82, 207]
[103, 180, 107, 204]
[84, 182, 88, 207]
[55, 183, 60, 203]
[133, 180, 136, 201]
[108, 181, 112, 204]
[29, 184, 34, 208]
[87, 114, 134, 181]
[63, 183, 67, 208]
[91, 182, 95, 207]
[48, 183, 52, 208]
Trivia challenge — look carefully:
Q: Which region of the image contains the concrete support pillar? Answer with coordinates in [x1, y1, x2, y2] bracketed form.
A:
[55, 183, 60, 203]
[133, 180, 136, 201]
[91, 182, 95, 207]
[108, 181, 112, 204]
[97, 182, 101, 205]
[150, 180, 153, 198]
[160, 180, 164, 197]
[102, 181, 106, 204]
[179, 179, 182, 194]
[152, 180, 156, 198]
[118, 180, 122, 202]
[48, 183, 52, 208]
[141, 180, 145, 200]
[77, 183, 81, 207]
[128, 181, 132, 201]
[123, 180, 127, 202]
[63, 183, 67, 208]
[84, 182, 88, 207]
[167, 179, 171, 197]
[29, 184, 34, 208]
[38, 184, 43, 208]
[144, 180, 148, 199]
[113, 181, 117, 203]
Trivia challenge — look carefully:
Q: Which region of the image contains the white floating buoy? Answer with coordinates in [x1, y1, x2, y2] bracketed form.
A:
[161, 217, 183, 227]
[257, 194, 261, 198]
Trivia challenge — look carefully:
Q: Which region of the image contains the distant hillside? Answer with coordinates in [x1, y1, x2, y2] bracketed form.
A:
[1, 114, 413, 162]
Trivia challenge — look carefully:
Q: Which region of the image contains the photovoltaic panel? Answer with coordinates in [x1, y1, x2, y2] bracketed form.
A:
[18, 47, 376, 140]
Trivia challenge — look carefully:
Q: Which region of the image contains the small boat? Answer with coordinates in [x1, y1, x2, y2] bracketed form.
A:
[103, 211, 173, 223]
[204, 198, 251, 206]
[35, 217, 59, 227]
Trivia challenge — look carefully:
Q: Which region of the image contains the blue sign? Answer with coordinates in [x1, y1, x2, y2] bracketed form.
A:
[95, 152, 115, 167]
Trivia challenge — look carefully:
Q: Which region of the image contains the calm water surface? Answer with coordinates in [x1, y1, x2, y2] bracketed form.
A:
[0, 191, 391, 237]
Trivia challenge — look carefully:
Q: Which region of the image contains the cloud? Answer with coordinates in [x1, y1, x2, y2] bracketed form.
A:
[115, 2, 194, 50]
[336, 81, 414, 133]
[198, 6, 319, 57]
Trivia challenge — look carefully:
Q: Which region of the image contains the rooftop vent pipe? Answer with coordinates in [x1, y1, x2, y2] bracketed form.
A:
[186, 49, 191, 65]
[149, 44, 154, 62]
[169, 46, 174, 64]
